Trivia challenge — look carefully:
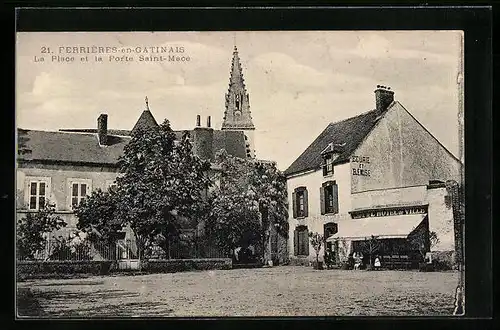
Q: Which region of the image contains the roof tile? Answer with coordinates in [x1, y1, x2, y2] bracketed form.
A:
[284, 109, 381, 176]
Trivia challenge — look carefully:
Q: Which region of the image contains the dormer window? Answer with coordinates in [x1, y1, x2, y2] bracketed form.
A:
[323, 154, 334, 176]
[321, 142, 345, 177]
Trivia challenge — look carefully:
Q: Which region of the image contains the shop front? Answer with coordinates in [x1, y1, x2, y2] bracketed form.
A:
[326, 205, 430, 269]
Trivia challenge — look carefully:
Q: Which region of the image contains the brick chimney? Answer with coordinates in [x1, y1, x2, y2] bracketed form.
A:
[374, 85, 395, 115]
[207, 115, 211, 128]
[98, 114, 108, 146]
[196, 114, 201, 127]
[193, 116, 214, 161]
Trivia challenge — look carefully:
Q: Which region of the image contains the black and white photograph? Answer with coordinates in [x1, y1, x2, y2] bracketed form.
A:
[15, 28, 466, 317]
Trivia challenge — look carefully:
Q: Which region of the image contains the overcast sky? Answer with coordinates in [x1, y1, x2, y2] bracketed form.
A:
[16, 31, 463, 171]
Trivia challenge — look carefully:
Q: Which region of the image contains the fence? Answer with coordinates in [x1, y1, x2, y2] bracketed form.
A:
[145, 239, 227, 260]
[18, 236, 226, 261]
[20, 238, 118, 261]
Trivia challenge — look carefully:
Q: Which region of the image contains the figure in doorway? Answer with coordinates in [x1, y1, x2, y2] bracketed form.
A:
[374, 255, 381, 270]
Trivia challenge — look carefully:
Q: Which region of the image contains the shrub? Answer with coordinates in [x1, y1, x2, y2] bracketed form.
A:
[17, 203, 67, 260]
[308, 232, 324, 269]
[17, 260, 113, 280]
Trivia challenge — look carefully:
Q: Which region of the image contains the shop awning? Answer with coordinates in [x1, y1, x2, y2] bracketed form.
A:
[326, 214, 426, 242]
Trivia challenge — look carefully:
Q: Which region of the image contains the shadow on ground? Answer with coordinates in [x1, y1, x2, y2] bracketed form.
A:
[17, 287, 172, 318]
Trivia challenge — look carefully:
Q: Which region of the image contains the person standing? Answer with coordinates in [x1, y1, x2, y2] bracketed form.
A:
[374, 256, 381, 270]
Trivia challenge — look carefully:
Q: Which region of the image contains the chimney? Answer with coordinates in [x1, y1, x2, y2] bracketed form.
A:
[374, 85, 395, 115]
[98, 114, 108, 146]
[193, 119, 214, 161]
[196, 115, 201, 127]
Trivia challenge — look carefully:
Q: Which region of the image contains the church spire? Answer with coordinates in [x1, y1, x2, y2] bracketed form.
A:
[222, 46, 255, 130]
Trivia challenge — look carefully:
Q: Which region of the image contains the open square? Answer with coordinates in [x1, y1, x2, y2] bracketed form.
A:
[17, 267, 459, 317]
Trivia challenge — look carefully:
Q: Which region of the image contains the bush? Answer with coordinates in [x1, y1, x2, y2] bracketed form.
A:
[340, 262, 351, 270]
[17, 260, 113, 280]
[17, 203, 67, 260]
[432, 251, 456, 271]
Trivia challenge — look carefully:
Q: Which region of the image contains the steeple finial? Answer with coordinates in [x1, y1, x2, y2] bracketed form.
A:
[145, 96, 149, 111]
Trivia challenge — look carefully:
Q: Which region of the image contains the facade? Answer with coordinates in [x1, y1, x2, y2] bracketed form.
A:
[285, 86, 463, 268]
[16, 47, 256, 255]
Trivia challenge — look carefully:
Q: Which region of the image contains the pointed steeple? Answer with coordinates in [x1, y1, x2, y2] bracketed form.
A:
[221, 46, 255, 130]
[131, 96, 159, 135]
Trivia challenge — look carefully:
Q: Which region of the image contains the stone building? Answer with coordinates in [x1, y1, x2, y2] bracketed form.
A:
[16, 47, 260, 259]
[284, 86, 463, 268]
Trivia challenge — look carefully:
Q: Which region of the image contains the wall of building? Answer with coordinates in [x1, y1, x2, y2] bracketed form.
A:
[426, 186, 455, 252]
[17, 163, 119, 233]
[286, 163, 351, 262]
[351, 102, 462, 193]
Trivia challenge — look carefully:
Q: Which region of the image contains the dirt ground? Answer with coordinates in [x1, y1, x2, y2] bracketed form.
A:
[17, 266, 460, 317]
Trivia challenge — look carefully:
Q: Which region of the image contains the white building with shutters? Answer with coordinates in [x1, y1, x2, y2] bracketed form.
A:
[284, 86, 463, 268]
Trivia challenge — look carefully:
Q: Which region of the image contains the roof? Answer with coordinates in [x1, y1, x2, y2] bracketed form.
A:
[212, 130, 247, 160]
[17, 128, 247, 166]
[17, 130, 130, 165]
[131, 110, 159, 135]
[284, 109, 381, 176]
[326, 214, 425, 241]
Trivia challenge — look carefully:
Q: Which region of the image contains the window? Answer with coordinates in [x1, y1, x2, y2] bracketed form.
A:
[68, 179, 92, 209]
[28, 181, 47, 210]
[320, 181, 338, 215]
[323, 154, 334, 176]
[71, 183, 88, 208]
[294, 225, 309, 256]
[324, 222, 338, 240]
[292, 187, 308, 218]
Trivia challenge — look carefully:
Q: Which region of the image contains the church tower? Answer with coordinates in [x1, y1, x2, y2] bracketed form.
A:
[221, 46, 256, 158]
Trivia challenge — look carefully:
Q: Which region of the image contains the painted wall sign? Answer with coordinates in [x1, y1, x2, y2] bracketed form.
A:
[351, 155, 371, 177]
[351, 205, 428, 219]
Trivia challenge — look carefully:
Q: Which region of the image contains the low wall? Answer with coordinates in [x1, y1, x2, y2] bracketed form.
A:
[142, 258, 232, 273]
[288, 257, 311, 267]
[17, 258, 233, 280]
[17, 260, 114, 280]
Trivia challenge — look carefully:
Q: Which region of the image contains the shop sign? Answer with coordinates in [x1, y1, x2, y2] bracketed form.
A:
[351, 155, 371, 177]
[351, 206, 427, 219]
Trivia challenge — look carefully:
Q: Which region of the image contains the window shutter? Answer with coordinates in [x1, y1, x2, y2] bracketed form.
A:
[333, 183, 339, 214]
[320, 186, 326, 215]
[292, 191, 297, 219]
[303, 189, 309, 217]
[323, 163, 327, 176]
[294, 229, 299, 256]
[304, 229, 310, 256]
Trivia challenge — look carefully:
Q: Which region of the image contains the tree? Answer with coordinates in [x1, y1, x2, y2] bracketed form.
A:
[308, 232, 324, 268]
[207, 151, 288, 262]
[409, 230, 440, 261]
[207, 150, 261, 256]
[249, 160, 289, 264]
[115, 121, 211, 259]
[17, 129, 32, 156]
[16, 202, 66, 260]
[360, 235, 381, 268]
[74, 188, 123, 245]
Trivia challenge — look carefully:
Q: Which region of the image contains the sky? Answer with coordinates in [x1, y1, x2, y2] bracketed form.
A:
[16, 31, 463, 171]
